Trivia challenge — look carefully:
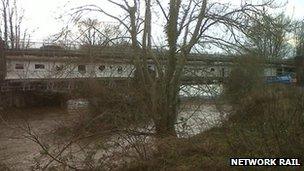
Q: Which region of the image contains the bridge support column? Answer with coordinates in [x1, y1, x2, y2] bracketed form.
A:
[0, 92, 11, 108]
[3, 92, 26, 108]
[0, 93, 5, 109]
[14, 93, 26, 108]
[59, 95, 68, 108]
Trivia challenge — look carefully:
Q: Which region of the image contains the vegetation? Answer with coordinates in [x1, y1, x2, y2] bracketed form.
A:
[67, 0, 281, 138]
[224, 55, 264, 105]
[1, 0, 304, 170]
[0, 0, 31, 49]
[125, 69, 304, 171]
[295, 20, 304, 56]
[242, 13, 292, 59]
[0, 162, 10, 171]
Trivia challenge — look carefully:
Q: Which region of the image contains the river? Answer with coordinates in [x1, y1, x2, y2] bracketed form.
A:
[0, 84, 226, 170]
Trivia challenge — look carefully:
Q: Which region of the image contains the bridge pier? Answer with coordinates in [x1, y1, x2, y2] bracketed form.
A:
[14, 93, 26, 108]
[0, 91, 68, 109]
[0, 92, 26, 108]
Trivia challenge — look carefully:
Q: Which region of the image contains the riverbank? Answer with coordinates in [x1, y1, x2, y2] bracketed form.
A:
[125, 85, 304, 170]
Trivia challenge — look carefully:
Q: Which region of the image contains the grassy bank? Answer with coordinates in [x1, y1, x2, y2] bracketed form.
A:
[125, 85, 304, 170]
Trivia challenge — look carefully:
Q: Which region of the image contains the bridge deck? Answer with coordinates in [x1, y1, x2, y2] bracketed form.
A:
[0, 77, 226, 92]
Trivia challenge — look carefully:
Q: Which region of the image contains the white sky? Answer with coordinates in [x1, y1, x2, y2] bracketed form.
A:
[18, 0, 304, 41]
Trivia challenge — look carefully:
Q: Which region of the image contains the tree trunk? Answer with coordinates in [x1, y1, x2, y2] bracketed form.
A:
[154, 105, 178, 138]
[0, 39, 6, 80]
[2, 0, 8, 46]
[296, 55, 304, 86]
[152, 81, 180, 138]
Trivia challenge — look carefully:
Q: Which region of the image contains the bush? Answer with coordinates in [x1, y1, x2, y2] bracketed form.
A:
[226, 85, 304, 159]
[224, 55, 264, 106]
[86, 80, 151, 129]
[122, 136, 228, 171]
[126, 85, 304, 170]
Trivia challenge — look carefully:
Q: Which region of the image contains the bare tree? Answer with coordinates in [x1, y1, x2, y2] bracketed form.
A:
[71, 0, 277, 137]
[0, 38, 5, 80]
[295, 20, 304, 56]
[294, 20, 304, 85]
[49, 18, 125, 48]
[0, 0, 30, 49]
[76, 18, 124, 46]
[242, 12, 292, 58]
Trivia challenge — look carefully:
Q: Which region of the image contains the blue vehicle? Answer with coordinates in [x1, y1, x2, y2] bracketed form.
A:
[265, 73, 296, 85]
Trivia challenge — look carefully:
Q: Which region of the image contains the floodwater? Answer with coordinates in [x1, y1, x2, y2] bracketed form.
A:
[179, 84, 223, 98]
[65, 84, 225, 136]
[66, 97, 225, 136]
[66, 99, 89, 110]
[0, 108, 75, 170]
[0, 85, 226, 170]
[68, 84, 225, 137]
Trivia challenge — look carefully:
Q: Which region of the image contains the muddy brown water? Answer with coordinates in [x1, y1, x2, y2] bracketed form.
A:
[0, 99, 225, 170]
[0, 107, 80, 170]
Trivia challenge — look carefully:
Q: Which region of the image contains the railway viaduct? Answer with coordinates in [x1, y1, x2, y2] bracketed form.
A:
[0, 41, 301, 108]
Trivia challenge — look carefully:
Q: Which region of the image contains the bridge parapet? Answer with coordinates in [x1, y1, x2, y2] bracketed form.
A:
[4, 42, 296, 67]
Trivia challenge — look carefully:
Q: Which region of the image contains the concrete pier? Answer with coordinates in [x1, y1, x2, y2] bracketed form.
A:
[0, 91, 67, 109]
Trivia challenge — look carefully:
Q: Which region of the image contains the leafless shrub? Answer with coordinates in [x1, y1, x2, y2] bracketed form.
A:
[0, 162, 10, 171]
[223, 55, 264, 107]
[225, 85, 304, 158]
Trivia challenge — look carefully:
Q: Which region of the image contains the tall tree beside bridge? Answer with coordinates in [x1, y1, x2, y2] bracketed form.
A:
[295, 20, 304, 56]
[0, 0, 30, 49]
[72, 0, 277, 137]
[244, 13, 292, 59]
[0, 38, 5, 80]
[223, 8, 292, 59]
[295, 20, 304, 85]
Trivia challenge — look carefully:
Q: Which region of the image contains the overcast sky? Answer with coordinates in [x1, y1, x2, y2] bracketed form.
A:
[18, 0, 304, 41]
